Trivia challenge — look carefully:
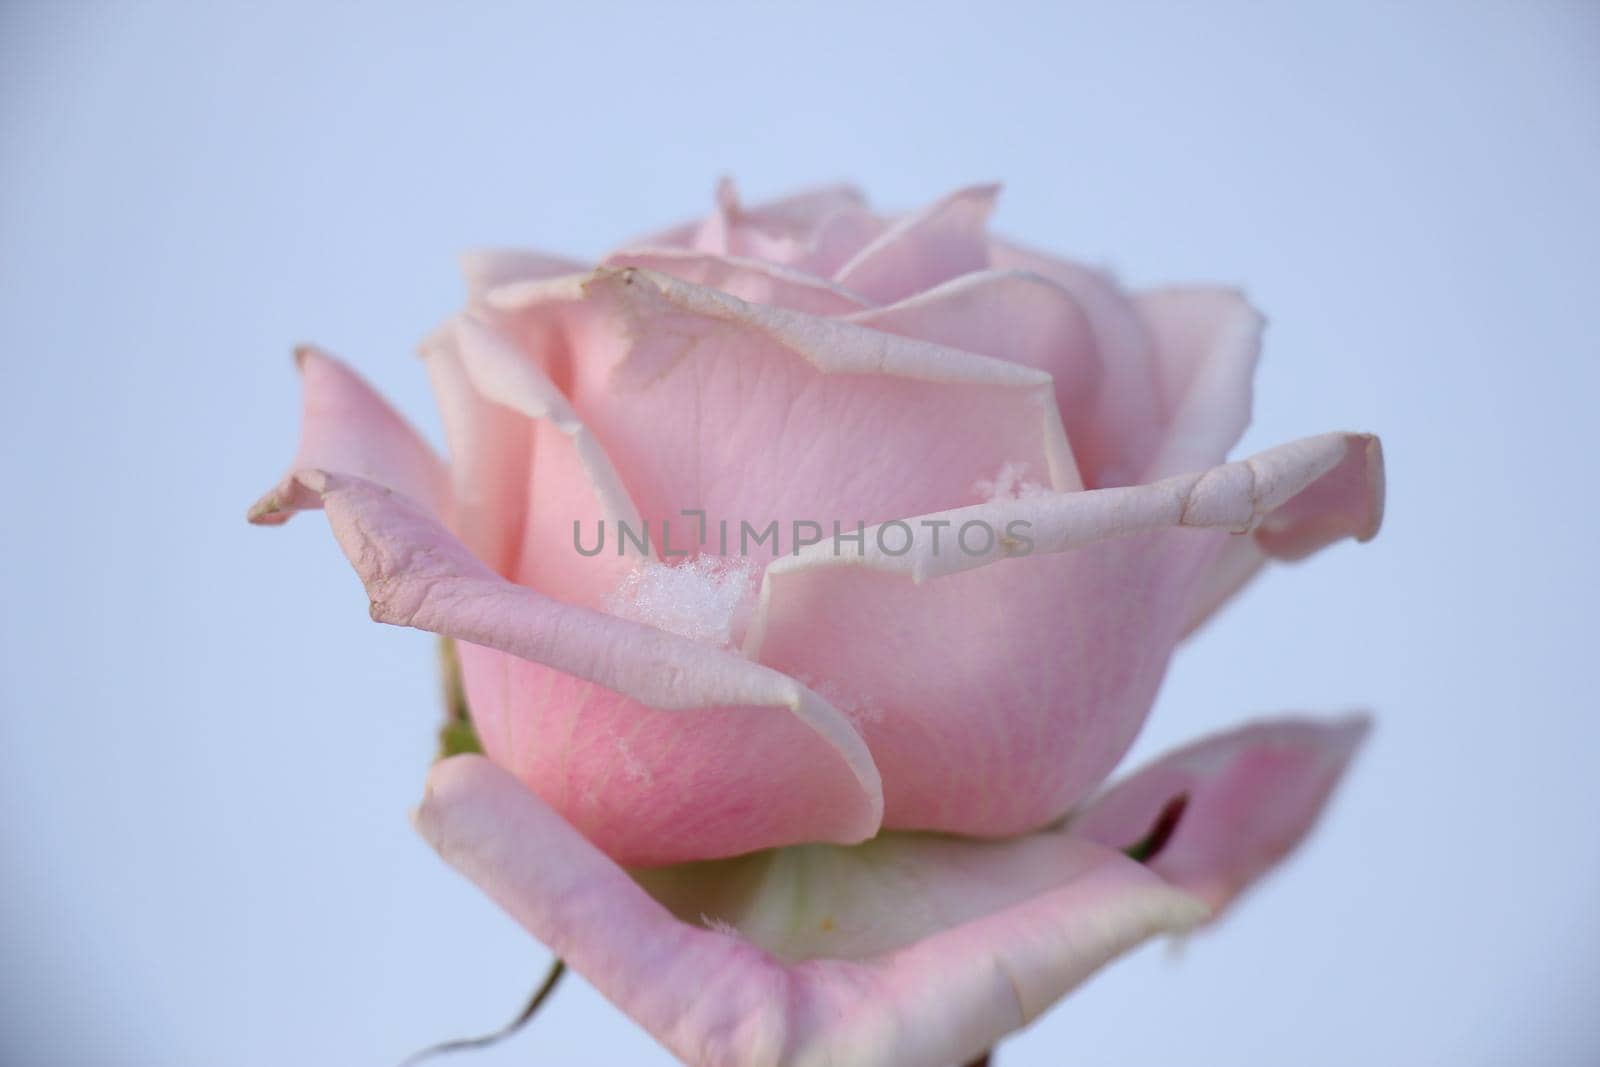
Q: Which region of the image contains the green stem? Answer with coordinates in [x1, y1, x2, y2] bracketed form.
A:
[398, 959, 567, 1066]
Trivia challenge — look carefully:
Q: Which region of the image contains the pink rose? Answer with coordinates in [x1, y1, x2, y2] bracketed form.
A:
[252, 181, 1384, 1065]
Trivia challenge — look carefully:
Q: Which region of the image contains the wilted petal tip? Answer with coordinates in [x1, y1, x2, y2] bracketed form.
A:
[1358, 435, 1387, 541]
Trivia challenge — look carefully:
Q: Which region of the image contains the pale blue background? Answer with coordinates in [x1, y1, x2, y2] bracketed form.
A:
[3, 2, 1596, 1064]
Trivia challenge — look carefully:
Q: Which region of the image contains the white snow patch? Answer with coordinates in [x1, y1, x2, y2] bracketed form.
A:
[975, 461, 1051, 502]
[605, 555, 756, 648]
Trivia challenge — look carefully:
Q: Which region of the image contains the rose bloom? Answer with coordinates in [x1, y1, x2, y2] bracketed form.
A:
[252, 181, 1384, 1066]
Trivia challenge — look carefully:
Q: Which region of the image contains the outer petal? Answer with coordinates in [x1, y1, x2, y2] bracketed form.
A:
[834, 184, 999, 305]
[1180, 533, 1269, 637]
[487, 267, 1081, 568]
[247, 346, 448, 525]
[1134, 286, 1265, 482]
[1071, 715, 1370, 915]
[417, 754, 1206, 1067]
[989, 239, 1167, 486]
[745, 433, 1385, 838]
[1182, 432, 1385, 634]
[290, 471, 882, 864]
[1253, 431, 1385, 559]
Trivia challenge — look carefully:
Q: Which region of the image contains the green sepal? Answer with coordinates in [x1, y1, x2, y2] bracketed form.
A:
[435, 637, 482, 759]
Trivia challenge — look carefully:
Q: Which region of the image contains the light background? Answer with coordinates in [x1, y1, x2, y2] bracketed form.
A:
[3, 2, 1597, 1064]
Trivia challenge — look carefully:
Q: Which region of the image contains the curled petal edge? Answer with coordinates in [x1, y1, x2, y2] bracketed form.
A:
[745, 431, 1384, 658]
[445, 313, 645, 535]
[294, 470, 884, 845]
[247, 346, 449, 526]
[603, 247, 871, 316]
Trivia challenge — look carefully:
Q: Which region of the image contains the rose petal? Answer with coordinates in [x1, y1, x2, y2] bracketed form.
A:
[604, 247, 869, 316]
[419, 325, 529, 575]
[1134, 286, 1265, 481]
[1070, 715, 1370, 915]
[793, 202, 887, 278]
[246, 346, 448, 525]
[1181, 432, 1385, 634]
[1254, 431, 1385, 559]
[289, 470, 882, 864]
[625, 180, 885, 277]
[1180, 533, 1270, 637]
[422, 254, 584, 571]
[744, 432, 1384, 838]
[847, 269, 1159, 492]
[734, 182, 871, 229]
[446, 314, 644, 606]
[693, 177, 802, 263]
[487, 267, 1081, 568]
[417, 754, 1206, 1067]
[459, 249, 587, 303]
[989, 239, 1167, 486]
[833, 184, 999, 304]
[438, 314, 871, 856]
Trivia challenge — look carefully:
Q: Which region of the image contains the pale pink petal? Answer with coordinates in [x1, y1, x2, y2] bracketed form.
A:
[246, 346, 448, 525]
[690, 177, 756, 258]
[981, 255, 1271, 487]
[1181, 432, 1385, 634]
[791, 202, 887, 278]
[1135, 287, 1265, 481]
[290, 471, 882, 864]
[433, 302, 921, 864]
[989, 239, 1167, 486]
[737, 182, 871, 228]
[1254, 431, 1385, 559]
[846, 269, 1178, 490]
[417, 754, 1206, 1067]
[834, 184, 999, 304]
[1071, 715, 1370, 915]
[459, 249, 587, 303]
[421, 254, 585, 571]
[749, 535, 1213, 842]
[623, 180, 885, 276]
[423, 307, 648, 602]
[445, 314, 644, 607]
[487, 267, 1080, 570]
[604, 247, 869, 316]
[1180, 533, 1269, 637]
[419, 325, 529, 575]
[745, 433, 1385, 838]
[718, 181, 888, 277]
[726, 182, 886, 274]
